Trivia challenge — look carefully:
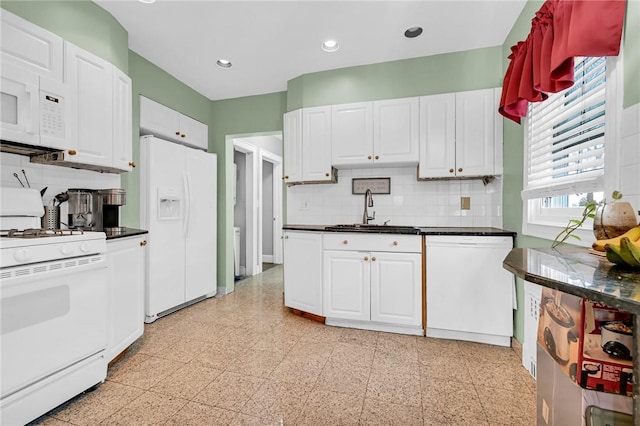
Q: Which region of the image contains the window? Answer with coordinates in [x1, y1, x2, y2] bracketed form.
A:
[522, 56, 621, 244]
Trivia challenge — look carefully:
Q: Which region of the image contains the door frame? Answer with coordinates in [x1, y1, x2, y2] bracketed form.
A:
[259, 149, 283, 265]
[233, 139, 259, 276]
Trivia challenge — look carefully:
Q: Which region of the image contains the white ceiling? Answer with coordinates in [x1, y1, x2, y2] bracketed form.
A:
[94, 0, 526, 101]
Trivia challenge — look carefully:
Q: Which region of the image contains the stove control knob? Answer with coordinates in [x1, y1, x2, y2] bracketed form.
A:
[60, 244, 74, 256]
[79, 242, 90, 253]
[14, 248, 31, 263]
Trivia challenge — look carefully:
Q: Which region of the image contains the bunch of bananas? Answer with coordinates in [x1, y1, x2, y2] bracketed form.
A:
[592, 226, 640, 268]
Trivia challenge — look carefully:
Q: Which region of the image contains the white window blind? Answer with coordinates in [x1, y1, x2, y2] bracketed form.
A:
[522, 57, 607, 200]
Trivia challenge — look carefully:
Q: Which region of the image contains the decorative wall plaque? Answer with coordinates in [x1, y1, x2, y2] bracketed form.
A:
[352, 178, 391, 194]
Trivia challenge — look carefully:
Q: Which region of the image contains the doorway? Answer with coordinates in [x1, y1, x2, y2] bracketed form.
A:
[233, 135, 283, 278]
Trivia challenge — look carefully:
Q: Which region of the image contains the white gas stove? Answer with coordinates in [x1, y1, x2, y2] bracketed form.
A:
[0, 188, 108, 425]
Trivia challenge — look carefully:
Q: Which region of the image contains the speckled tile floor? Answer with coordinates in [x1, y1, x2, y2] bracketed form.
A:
[30, 265, 536, 426]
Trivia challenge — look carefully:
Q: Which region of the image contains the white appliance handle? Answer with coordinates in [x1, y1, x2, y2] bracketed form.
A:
[182, 171, 191, 236]
[26, 83, 38, 135]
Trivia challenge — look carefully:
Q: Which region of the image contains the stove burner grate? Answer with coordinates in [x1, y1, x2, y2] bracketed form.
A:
[1, 228, 85, 238]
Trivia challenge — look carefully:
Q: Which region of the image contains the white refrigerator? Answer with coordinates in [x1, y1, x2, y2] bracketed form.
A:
[140, 135, 217, 323]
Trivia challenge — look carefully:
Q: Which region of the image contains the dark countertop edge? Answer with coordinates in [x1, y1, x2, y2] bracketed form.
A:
[503, 248, 640, 315]
[282, 224, 516, 237]
[105, 228, 148, 240]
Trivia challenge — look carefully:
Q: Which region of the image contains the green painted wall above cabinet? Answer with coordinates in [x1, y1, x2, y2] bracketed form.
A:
[286, 46, 504, 111]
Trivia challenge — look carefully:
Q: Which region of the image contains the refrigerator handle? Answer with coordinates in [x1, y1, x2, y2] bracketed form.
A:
[183, 171, 191, 236]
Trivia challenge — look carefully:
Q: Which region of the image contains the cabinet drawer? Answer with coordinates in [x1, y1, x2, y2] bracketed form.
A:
[323, 233, 421, 253]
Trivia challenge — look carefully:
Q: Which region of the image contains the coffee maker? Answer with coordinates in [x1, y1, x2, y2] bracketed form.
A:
[67, 189, 96, 230]
[96, 188, 126, 235]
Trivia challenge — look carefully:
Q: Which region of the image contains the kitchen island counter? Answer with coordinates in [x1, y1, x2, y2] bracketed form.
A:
[503, 246, 640, 421]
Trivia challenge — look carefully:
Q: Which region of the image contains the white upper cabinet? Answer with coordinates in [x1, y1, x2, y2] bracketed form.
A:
[283, 109, 303, 183]
[330, 97, 419, 168]
[112, 67, 133, 171]
[65, 42, 114, 167]
[455, 88, 498, 177]
[331, 102, 373, 166]
[373, 97, 419, 166]
[302, 106, 332, 181]
[283, 107, 333, 184]
[419, 87, 501, 179]
[139, 96, 208, 150]
[1, 10, 63, 81]
[418, 93, 456, 178]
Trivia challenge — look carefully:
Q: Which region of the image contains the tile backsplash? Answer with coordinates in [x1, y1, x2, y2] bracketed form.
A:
[286, 166, 503, 227]
[1, 152, 120, 226]
[619, 103, 640, 212]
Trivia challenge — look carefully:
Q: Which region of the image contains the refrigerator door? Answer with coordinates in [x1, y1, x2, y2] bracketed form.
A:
[142, 136, 187, 318]
[184, 148, 217, 301]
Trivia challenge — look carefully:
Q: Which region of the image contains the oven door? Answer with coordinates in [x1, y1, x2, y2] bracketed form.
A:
[0, 253, 108, 399]
[0, 62, 39, 146]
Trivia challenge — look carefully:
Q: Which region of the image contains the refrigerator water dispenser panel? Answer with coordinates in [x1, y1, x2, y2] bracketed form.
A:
[157, 188, 181, 220]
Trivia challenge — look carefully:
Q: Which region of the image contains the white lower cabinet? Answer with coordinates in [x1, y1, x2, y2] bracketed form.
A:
[322, 233, 422, 335]
[106, 235, 146, 363]
[283, 231, 323, 316]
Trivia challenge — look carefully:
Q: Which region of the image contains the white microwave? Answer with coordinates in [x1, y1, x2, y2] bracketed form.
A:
[1, 62, 68, 151]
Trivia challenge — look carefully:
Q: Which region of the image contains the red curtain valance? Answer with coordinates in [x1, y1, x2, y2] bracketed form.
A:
[499, 0, 626, 124]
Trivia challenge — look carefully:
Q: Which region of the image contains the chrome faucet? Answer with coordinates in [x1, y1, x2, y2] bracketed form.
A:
[362, 189, 375, 224]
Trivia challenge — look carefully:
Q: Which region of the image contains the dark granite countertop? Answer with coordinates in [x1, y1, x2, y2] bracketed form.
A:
[105, 227, 148, 240]
[282, 224, 516, 237]
[503, 246, 640, 315]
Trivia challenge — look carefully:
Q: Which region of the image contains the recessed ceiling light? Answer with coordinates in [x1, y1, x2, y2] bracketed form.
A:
[404, 26, 423, 38]
[216, 59, 232, 69]
[322, 40, 339, 52]
[138, 0, 156, 3]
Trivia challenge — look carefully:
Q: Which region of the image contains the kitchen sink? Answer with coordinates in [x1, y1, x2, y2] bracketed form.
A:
[324, 224, 421, 234]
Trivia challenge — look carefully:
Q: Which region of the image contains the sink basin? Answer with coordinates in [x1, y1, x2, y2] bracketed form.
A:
[324, 224, 421, 234]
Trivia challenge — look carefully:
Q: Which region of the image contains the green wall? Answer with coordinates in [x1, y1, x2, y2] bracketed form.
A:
[210, 93, 287, 292]
[501, 0, 640, 342]
[287, 47, 503, 110]
[0, 0, 129, 73]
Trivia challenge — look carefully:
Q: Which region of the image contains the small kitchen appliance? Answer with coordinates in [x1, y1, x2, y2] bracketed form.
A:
[67, 188, 96, 230]
[0, 187, 108, 425]
[97, 188, 126, 235]
[542, 296, 578, 365]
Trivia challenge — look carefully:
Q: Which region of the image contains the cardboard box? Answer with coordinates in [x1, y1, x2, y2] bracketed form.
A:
[537, 345, 633, 425]
[537, 288, 633, 396]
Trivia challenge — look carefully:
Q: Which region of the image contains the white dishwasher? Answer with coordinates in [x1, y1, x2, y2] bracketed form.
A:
[425, 235, 515, 347]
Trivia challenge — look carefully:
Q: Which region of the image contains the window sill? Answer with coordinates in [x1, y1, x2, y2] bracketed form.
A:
[522, 222, 595, 248]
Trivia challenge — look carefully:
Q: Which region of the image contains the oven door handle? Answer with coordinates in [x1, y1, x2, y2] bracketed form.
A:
[182, 171, 191, 236]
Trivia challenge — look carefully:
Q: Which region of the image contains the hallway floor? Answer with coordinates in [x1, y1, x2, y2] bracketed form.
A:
[32, 265, 536, 425]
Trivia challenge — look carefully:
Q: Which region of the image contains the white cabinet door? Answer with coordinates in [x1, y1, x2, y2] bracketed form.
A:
[283, 109, 303, 183]
[370, 251, 422, 326]
[418, 93, 456, 179]
[284, 231, 323, 316]
[373, 97, 419, 166]
[139, 96, 180, 140]
[112, 67, 133, 171]
[1, 10, 63, 81]
[455, 88, 496, 177]
[106, 235, 146, 363]
[323, 250, 370, 321]
[179, 113, 208, 150]
[331, 102, 373, 167]
[65, 42, 113, 167]
[302, 106, 332, 181]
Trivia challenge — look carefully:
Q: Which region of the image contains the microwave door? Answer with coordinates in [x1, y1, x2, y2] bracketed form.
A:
[38, 76, 68, 150]
[0, 63, 39, 145]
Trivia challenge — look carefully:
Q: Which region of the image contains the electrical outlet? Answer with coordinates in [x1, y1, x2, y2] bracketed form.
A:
[460, 196, 471, 210]
[542, 399, 549, 424]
